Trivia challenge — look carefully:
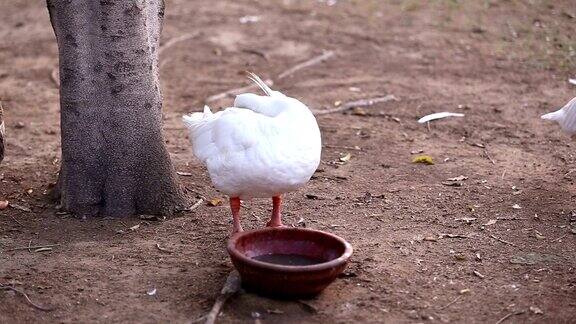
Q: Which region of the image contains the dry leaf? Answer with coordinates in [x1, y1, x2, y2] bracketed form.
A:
[412, 155, 434, 165]
[529, 306, 543, 315]
[339, 153, 352, 162]
[454, 254, 466, 261]
[129, 224, 140, 231]
[447, 175, 468, 181]
[352, 107, 367, 116]
[208, 198, 223, 206]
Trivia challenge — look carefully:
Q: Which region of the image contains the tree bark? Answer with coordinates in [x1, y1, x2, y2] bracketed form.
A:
[47, 0, 186, 217]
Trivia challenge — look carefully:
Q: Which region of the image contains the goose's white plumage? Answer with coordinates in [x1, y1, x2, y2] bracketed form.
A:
[541, 97, 576, 134]
[183, 74, 321, 201]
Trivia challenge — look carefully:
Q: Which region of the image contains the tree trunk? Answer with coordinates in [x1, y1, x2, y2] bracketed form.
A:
[47, 0, 186, 217]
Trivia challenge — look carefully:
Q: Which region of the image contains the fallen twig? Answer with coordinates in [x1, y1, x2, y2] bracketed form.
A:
[323, 144, 362, 151]
[484, 149, 496, 165]
[241, 49, 269, 61]
[496, 217, 527, 221]
[313, 95, 399, 116]
[9, 215, 24, 227]
[495, 311, 525, 324]
[277, 50, 335, 79]
[489, 234, 518, 248]
[506, 22, 519, 39]
[156, 243, 174, 254]
[158, 32, 201, 57]
[204, 271, 241, 324]
[438, 295, 463, 310]
[184, 198, 204, 212]
[0, 284, 54, 311]
[205, 51, 335, 103]
[205, 79, 274, 103]
[552, 234, 568, 242]
[5, 244, 60, 252]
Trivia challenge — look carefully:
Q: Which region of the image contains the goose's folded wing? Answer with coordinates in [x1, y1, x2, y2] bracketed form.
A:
[193, 109, 276, 162]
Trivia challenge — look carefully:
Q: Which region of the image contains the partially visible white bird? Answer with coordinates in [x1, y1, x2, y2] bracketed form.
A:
[0, 102, 5, 163]
[541, 97, 576, 133]
[183, 73, 321, 233]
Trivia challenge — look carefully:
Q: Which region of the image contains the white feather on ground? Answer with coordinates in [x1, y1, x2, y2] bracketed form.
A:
[418, 112, 465, 124]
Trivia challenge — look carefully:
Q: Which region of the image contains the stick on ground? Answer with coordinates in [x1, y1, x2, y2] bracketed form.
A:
[6, 244, 60, 252]
[277, 50, 335, 79]
[205, 50, 335, 103]
[203, 271, 241, 324]
[495, 311, 525, 324]
[484, 149, 496, 164]
[489, 234, 518, 248]
[180, 198, 204, 212]
[0, 284, 54, 311]
[205, 79, 274, 103]
[313, 95, 399, 116]
[158, 32, 201, 57]
[438, 295, 463, 310]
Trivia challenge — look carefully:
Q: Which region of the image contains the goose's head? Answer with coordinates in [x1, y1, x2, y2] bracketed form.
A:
[542, 97, 576, 134]
[242, 72, 314, 117]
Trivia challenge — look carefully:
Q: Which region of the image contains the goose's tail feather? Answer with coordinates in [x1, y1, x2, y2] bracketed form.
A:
[541, 109, 564, 122]
[246, 71, 273, 96]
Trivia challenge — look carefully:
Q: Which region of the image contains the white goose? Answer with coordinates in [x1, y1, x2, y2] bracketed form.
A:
[0, 102, 4, 163]
[183, 73, 321, 233]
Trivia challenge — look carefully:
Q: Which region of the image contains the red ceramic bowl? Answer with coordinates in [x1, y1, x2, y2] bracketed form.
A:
[227, 227, 353, 298]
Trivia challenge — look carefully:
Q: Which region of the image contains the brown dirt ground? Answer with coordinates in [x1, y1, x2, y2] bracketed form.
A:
[1, 0, 576, 323]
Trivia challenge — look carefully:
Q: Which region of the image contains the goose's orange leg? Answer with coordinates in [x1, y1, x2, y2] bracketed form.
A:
[266, 196, 283, 227]
[230, 197, 242, 234]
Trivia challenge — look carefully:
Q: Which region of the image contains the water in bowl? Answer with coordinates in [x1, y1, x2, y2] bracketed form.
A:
[253, 253, 325, 266]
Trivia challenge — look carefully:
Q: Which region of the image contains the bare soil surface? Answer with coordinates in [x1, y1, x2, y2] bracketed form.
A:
[1, 0, 576, 323]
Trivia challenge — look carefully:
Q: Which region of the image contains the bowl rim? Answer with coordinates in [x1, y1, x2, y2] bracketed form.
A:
[227, 227, 353, 272]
